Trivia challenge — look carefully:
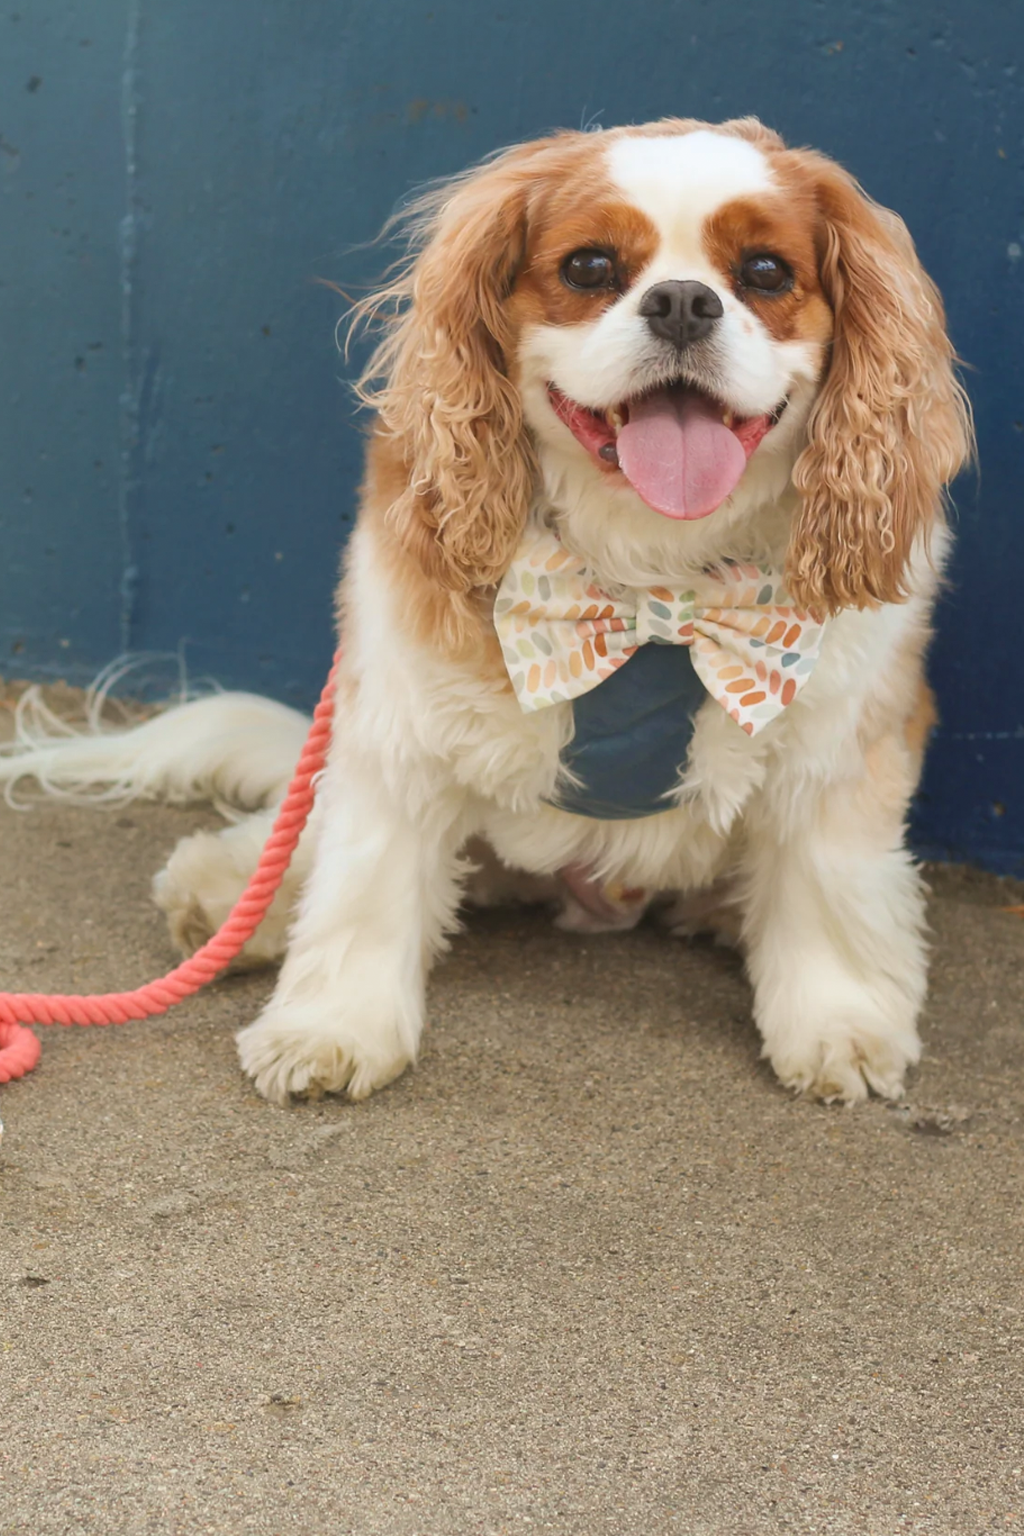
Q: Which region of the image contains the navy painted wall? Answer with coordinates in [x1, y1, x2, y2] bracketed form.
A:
[1, 2, 1022, 870]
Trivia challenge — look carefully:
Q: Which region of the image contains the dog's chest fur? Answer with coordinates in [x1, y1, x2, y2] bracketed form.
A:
[347, 511, 938, 894]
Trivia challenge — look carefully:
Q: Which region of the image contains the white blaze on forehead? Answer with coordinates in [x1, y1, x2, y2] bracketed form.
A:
[606, 130, 774, 260]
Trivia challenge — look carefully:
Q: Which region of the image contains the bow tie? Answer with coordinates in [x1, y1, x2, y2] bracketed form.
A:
[494, 524, 826, 737]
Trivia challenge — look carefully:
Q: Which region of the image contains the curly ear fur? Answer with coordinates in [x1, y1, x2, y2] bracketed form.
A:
[353, 144, 553, 623]
[786, 154, 973, 613]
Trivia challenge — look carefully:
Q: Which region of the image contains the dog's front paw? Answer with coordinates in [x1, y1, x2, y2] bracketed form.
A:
[765, 1015, 920, 1104]
[236, 1005, 414, 1105]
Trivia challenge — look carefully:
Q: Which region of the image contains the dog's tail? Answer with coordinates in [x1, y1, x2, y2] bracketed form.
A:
[0, 683, 310, 814]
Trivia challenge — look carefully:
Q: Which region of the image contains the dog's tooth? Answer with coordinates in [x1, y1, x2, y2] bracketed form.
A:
[607, 406, 624, 434]
[722, 409, 735, 429]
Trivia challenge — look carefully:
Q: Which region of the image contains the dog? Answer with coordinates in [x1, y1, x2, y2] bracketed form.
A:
[0, 117, 972, 1106]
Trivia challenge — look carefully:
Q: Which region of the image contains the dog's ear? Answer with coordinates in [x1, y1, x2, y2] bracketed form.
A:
[786, 154, 973, 613]
[358, 145, 546, 609]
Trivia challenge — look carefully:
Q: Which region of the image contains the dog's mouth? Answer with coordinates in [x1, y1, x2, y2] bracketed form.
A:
[547, 381, 788, 521]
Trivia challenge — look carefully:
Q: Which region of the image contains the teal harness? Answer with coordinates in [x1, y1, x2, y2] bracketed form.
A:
[549, 643, 707, 820]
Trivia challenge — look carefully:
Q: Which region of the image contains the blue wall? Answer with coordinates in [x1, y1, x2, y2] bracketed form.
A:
[1, 2, 1022, 871]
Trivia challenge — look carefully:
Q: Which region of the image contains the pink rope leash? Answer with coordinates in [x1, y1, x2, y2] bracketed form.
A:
[0, 652, 340, 1085]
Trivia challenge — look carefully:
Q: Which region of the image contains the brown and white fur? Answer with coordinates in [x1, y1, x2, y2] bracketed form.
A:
[0, 118, 971, 1106]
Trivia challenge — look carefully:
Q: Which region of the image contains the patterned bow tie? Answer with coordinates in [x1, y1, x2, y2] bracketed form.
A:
[494, 523, 826, 736]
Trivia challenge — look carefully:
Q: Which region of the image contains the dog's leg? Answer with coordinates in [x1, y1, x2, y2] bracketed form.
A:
[153, 807, 311, 968]
[236, 743, 470, 1104]
[741, 732, 927, 1103]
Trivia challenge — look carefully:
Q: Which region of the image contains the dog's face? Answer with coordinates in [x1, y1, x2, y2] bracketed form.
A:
[361, 117, 971, 637]
[510, 128, 832, 529]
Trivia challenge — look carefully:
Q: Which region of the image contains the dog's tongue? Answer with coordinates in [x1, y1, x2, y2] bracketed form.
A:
[617, 389, 747, 520]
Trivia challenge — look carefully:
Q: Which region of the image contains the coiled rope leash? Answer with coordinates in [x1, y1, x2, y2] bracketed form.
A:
[0, 652, 341, 1086]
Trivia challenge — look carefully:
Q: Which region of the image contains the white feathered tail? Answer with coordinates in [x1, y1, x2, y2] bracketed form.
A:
[0, 679, 309, 813]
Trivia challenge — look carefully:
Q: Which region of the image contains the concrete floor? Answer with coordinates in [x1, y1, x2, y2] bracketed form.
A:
[0, 790, 1022, 1536]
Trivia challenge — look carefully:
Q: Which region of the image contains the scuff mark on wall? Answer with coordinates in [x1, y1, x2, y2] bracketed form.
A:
[406, 98, 470, 125]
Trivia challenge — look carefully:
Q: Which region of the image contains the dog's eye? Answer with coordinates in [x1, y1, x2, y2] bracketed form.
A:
[560, 248, 617, 291]
[738, 252, 793, 293]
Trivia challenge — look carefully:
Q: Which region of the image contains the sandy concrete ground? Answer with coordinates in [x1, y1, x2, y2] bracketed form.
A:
[0, 788, 1022, 1536]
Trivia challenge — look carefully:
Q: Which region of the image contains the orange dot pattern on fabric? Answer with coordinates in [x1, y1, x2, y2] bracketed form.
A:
[493, 524, 826, 735]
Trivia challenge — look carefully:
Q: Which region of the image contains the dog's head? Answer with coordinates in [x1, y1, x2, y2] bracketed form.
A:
[358, 117, 971, 623]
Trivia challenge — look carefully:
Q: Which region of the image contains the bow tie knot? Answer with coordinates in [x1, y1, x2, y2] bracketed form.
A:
[494, 525, 826, 737]
[634, 587, 696, 647]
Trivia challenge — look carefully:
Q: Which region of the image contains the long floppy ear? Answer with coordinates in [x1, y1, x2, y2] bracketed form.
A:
[787, 154, 973, 613]
[354, 144, 547, 609]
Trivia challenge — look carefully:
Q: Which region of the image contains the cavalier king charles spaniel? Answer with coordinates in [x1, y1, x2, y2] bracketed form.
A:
[2, 117, 972, 1106]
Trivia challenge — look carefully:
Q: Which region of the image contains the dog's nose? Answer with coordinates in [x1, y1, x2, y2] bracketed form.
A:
[639, 280, 724, 348]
